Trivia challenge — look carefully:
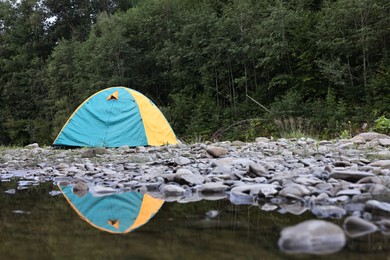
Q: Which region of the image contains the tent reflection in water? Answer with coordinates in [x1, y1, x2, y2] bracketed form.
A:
[59, 185, 164, 234]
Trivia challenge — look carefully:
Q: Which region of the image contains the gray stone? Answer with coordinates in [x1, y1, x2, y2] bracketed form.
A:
[369, 184, 389, 195]
[336, 189, 361, 196]
[231, 184, 278, 198]
[330, 170, 374, 182]
[232, 140, 246, 146]
[206, 146, 229, 158]
[379, 138, 390, 146]
[279, 183, 310, 198]
[198, 183, 229, 194]
[377, 219, 390, 235]
[343, 216, 378, 238]
[334, 161, 352, 167]
[3, 154, 12, 161]
[365, 200, 390, 217]
[36, 162, 47, 168]
[129, 154, 152, 163]
[255, 137, 270, 142]
[315, 182, 333, 192]
[261, 203, 278, 211]
[248, 163, 268, 176]
[312, 205, 347, 219]
[25, 143, 39, 148]
[177, 174, 205, 185]
[369, 160, 390, 169]
[338, 142, 355, 149]
[175, 168, 193, 176]
[354, 132, 389, 141]
[371, 150, 390, 160]
[102, 168, 117, 175]
[81, 148, 102, 158]
[299, 159, 315, 167]
[278, 220, 346, 255]
[295, 177, 323, 186]
[161, 184, 186, 196]
[84, 163, 95, 171]
[199, 193, 227, 201]
[174, 156, 191, 165]
[279, 201, 307, 215]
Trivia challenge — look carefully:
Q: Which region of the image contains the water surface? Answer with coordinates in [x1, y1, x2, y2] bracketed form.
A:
[0, 181, 389, 259]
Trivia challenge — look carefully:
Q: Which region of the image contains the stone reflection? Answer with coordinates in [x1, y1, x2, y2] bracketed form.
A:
[58, 182, 164, 234]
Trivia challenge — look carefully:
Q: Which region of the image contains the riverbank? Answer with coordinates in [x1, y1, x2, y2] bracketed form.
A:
[1, 132, 390, 252]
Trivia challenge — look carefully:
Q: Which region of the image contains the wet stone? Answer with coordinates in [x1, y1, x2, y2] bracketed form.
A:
[205, 210, 219, 218]
[177, 174, 205, 186]
[161, 184, 186, 196]
[377, 219, 390, 235]
[336, 189, 361, 196]
[365, 200, 390, 218]
[279, 183, 310, 198]
[4, 189, 16, 194]
[278, 220, 346, 255]
[279, 201, 307, 215]
[312, 205, 347, 219]
[343, 216, 378, 238]
[261, 203, 278, 211]
[48, 190, 62, 196]
[198, 183, 229, 194]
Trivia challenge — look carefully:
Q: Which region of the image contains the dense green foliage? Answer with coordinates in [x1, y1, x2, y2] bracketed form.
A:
[1, 0, 389, 145]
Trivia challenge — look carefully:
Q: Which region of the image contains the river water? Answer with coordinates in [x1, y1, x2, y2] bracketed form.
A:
[0, 181, 389, 259]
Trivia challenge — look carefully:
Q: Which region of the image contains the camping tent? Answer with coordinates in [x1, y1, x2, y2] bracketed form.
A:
[59, 184, 164, 234]
[53, 86, 178, 147]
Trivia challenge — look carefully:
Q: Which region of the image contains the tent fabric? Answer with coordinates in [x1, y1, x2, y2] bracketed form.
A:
[59, 185, 164, 234]
[53, 86, 177, 147]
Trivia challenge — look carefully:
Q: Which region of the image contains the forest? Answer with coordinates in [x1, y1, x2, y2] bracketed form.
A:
[0, 0, 389, 145]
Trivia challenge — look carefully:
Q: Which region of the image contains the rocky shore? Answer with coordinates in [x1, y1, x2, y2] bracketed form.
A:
[1, 131, 390, 254]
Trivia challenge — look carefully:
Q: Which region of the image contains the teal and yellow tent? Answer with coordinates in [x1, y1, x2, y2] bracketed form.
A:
[59, 185, 164, 233]
[53, 86, 178, 147]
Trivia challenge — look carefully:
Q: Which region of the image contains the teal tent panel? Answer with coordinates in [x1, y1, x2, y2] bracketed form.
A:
[61, 186, 144, 233]
[54, 87, 148, 147]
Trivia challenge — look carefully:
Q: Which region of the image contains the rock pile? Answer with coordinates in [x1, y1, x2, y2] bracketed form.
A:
[1, 131, 390, 254]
